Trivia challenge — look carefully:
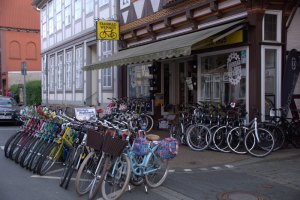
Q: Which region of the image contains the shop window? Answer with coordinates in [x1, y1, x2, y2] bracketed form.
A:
[200, 50, 247, 107]
[262, 47, 281, 120]
[128, 64, 151, 98]
[263, 10, 282, 42]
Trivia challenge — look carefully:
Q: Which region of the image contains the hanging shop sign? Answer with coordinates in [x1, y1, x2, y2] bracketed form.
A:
[193, 30, 243, 50]
[225, 52, 242, 85]
[96, 20, 119, 40]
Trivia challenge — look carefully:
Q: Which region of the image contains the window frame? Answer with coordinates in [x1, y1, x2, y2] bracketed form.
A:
[86, 0, 93, 14]
[65, 0, 71, 26]
[57, 52, 64, 91]
[75, 0, 82, 21]
[75, 46, 84, 90]
[49, 54, 55, 92]
[261, 45, 282, 121]
[262, 10, 282, 43]
[65, 50, 73, 92]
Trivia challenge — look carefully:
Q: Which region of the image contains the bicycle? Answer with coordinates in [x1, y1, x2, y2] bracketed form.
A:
[101, 128, 173, 200]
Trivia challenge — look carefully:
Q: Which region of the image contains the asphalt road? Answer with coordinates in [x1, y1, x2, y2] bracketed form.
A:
[1, 124, 300, 200]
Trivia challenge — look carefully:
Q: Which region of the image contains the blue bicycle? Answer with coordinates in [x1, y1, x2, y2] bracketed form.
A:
[101, 129, 170, 200]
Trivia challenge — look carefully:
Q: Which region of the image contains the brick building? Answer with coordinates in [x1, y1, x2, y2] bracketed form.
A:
[0, 0, 41, 96]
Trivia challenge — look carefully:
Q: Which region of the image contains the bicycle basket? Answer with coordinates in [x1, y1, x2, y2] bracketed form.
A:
[86, 129, 105, 151]
[132, 137, 150, 156]
[102, 135, 128, 157]
[156, 137, 179, 160]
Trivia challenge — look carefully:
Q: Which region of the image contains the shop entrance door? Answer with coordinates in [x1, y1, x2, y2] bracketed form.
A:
[162, 59, 197, 114]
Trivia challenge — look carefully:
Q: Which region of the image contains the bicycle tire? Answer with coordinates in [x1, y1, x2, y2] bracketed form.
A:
[244, 128, 275, 157]
[290, 122, 300, 148]
[75, 151, 97, 196]
[89, 156, 110, 200]
[4, 131, 21, 158]
[145, 154, 169, 188]
[186, 124, 212, 151]
[8, 131, 26, 159]
[64, 147, 83, 189]
[37, 143, 61, 175]
[212, 126, 231, 153]
[60, 147, 76, 187]
[20, 137, 40, 168]
[261, 122, 285, 151]
[101, 154, 131, 200]
[14, 135, 35, 164]
[145, 114, 154, 132]
[227, 126, 248, 154]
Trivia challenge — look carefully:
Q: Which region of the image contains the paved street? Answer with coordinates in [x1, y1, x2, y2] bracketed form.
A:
[0, 125, 300, 200]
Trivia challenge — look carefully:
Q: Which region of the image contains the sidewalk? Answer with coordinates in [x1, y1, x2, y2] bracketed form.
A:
[150, 129, 300, 170]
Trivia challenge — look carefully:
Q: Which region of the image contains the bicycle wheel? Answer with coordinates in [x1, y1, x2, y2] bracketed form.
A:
[186, 124, 212, 151]
[290, 122, 300, 148]
[75, 151, 98, 196]
[144, 114, 154, 132]
[212, 126, 231, 153]
[145, 153, 169, 188]
[4, 131, 21, 158]
[227, 126, 248, 154]
[261, 123, 285, 151]
[88, 155, 109, 200]
[101, 154, 131, 200]
[244, 128, 274, 157]
[60, 147, 76, 187]
[37, 143, 61, 175]
[64, 146, 84, 189]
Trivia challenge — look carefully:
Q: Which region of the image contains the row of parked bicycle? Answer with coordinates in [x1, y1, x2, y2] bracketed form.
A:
[170, 102, 300, 157]
[4, 105, 178, 200]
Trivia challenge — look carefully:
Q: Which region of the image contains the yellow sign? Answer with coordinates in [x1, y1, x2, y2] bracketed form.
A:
[96, 20, 119, 40]
[193, 30, 243, 50]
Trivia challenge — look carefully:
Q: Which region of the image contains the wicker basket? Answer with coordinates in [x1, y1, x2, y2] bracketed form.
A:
[102, 135, 128, 157]
[86, 129, 105, 151]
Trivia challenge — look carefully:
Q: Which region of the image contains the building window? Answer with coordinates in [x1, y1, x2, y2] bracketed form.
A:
[100, 0, 109, 7]
[42, 7, 47, 38]
[102, 68, 113, 88]
[261, 46, 281, 120]
[42, 56, 47, 91]
[86, 0, 93, 13]
[48, 1, 54, 35]
[65, 0, 71, 26]
[75, 0, 82, 20]
[75, 47, 83, 90]
[101, 41, 113, 89]
[57, 53, 64, 91]
[263, 10, 282, 42]
[56, 0, 62, 31]
[49, 55, 55, 92]
[66, 50, 73, 91]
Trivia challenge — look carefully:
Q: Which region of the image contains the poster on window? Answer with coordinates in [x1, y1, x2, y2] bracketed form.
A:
[226, 52, 242, 85]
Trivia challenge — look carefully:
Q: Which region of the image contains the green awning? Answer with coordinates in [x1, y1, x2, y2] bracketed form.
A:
[83, 20, 244, 71]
